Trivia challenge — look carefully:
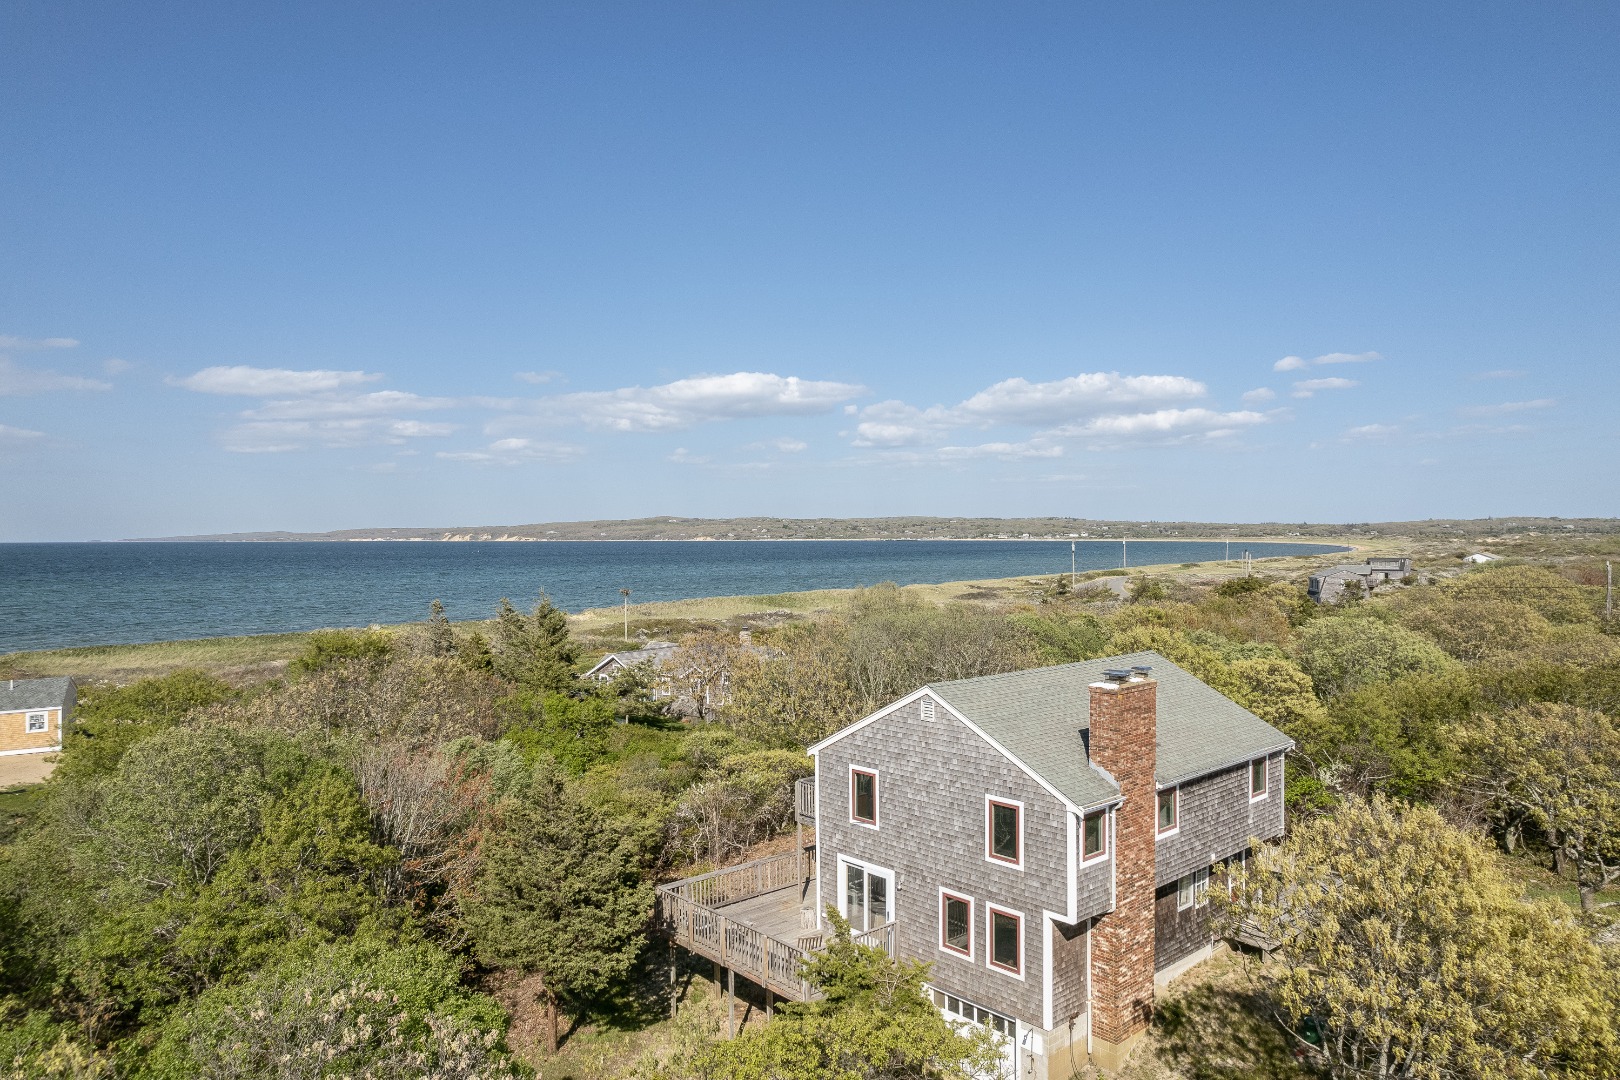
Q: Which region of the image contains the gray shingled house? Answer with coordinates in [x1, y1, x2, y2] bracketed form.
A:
[657, 652, 1292, 1078]
[1307, 556, 1413, 603]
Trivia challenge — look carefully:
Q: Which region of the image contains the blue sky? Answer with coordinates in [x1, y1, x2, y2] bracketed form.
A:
[2, 2, 1615, 540]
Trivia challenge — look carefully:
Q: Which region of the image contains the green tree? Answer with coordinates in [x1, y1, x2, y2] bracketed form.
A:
[656, 910, 1001, 1080]
[1295, 614, 1457, 699]
[288, 628, 395, 677]
[57, 671, 237, 782]
[1458, 703, 1620, 911]
[501, 692, 617, 773]
[139, 939, 520, 1080]
[425, 599, 456, 658]
[460, 762, 652, 1053]
[1218, 798, 1620, 1080]
[491, 596, 579, 693]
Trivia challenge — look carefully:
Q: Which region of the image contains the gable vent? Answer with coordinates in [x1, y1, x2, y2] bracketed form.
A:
[920, 696, 936, 722]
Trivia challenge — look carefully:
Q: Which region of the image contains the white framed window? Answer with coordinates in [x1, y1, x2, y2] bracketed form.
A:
[849, 765, 879, 828]
[930, 987, 1016, 1037]
[1177, 873, 1195, 911]
[985, 903, 1025, 978]
[985, 796, 1024, 869]
[1249, 757, 1269, 801]
[1194, 867, 1211, 907]
[24, 712, 48, 734]
[938, 888, 974, 959]
[1081, 808, 1108, 863]
[1157, 787, 1180, 838]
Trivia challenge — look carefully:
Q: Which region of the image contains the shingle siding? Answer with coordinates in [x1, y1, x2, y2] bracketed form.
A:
[815, 695, 1081, 1027]
[1154, 753, 1284, 887]
[1050, 919, 1089, 1023]
[1153, 883, 1212, 972]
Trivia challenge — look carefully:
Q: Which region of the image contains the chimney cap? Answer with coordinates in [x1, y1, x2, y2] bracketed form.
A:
[1103, 668, 1132, 682]
[1131, 664, 1153, 675]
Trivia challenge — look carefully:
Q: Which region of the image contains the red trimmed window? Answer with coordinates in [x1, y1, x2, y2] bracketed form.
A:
[988, 908, 1022, 974]
[940, 892, 972, 956]
[1157, 788, 1179, 835]
[1082, 809, 1107, 861]
[851, 769, 878, 826]
[987, 800, 1021, 864]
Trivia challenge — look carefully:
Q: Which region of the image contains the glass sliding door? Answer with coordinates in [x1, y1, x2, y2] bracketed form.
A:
[840, 858, 893, 932]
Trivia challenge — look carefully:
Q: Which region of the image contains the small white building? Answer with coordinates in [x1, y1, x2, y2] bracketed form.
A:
[1463, 552, 1501, 564]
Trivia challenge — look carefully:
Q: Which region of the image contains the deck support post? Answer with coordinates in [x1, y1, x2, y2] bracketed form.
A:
[727, 967, 736, 1038]
[765, 988, 774, 1017]
[669, 941, 678, 1019]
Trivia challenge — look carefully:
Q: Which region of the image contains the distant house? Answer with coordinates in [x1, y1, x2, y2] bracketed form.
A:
[0, 677, 77, 757]
[1463, 552, 1500, 564]
[1308, 557, 1413, 603]
[586, 640, 681, 683]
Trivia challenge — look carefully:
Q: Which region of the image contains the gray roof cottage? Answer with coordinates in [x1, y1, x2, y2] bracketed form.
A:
[657, 652, 1292, 1077]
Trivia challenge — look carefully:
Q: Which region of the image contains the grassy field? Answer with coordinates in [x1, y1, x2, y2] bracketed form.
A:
[0, 632, 313, 683]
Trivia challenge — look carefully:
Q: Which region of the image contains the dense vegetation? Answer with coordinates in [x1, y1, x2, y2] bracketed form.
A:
[3, 557, 1618, 1079]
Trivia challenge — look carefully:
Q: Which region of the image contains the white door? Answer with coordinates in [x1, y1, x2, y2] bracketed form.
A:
[839, 858, 893, 932]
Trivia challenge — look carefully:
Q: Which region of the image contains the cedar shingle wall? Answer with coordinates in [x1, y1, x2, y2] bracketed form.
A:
[1153, 882, 1212, 971]
[816, 696, 1086, 1027]
[1154, 753, 1284, 887]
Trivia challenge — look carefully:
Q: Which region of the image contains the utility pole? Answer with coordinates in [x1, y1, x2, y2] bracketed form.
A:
[1122, 535, 1128, 569]
[1607, 561, 1613, 621]
[1244, 549, 1252, 576]
[1225, 538, 1230, 563]
[1071, 540, 1077, 589]
[620, 587, 632, 642]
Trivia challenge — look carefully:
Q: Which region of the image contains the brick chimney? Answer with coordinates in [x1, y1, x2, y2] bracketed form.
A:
[1086, 668, 1158, 1071]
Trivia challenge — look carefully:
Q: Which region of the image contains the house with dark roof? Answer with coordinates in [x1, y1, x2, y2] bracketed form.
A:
[656, 652, 1291, 1078]
[0, 677, 77, 757]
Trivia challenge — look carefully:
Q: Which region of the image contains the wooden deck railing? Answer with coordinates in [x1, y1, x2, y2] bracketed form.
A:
[658, 847, 895, 1002]
[794, 776, 815, 825]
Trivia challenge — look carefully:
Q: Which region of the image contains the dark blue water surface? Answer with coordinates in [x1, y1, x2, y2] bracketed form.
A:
[0, 540, 1348, 652]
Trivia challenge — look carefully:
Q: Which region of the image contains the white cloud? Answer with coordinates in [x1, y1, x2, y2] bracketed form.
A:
[1056, 407, 1268, 442]
[173, 365, 382, 396]
[1343, 423, 1399, 440]
[1470, 369, 1525, 381]
[221, 418, 457, 454]
[850, 371, 1207, 447]
[668, 447, 713, 465]
[1275, 351, 1380, 372]
[765, 437, 807, 453]
[1312, 351, 1382, 366]
[0, 358, 113, 395]
[0, 335, 79, 350]
[243, 390, 457, 420]
[515, 370, 563, 385]
[1241, 387, 1276, 403]
[438, 437, 584, 466]
[1291, 377, 1358, 398]
[510, 372, 865, 433]
[102, 357, 133, 374]
[1458, 398, 1556, 417]
[953, 373, 1205, 426]
[0, 423, 46, 440]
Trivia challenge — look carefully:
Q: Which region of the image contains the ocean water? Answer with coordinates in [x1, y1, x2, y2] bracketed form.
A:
[0, 539, 1348, 653]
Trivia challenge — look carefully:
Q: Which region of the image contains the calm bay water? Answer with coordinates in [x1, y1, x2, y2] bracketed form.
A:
[0, 539, 1348, 653]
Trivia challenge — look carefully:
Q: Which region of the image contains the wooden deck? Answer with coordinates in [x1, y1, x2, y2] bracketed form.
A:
[658, 848, 895, 1002]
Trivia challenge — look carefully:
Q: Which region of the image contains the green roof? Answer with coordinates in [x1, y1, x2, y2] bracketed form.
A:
[928, 651, 1293, 808]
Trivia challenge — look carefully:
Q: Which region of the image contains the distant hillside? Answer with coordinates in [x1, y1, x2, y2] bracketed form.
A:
[130, 515, 1620, 543]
